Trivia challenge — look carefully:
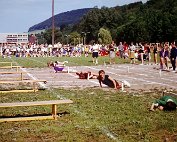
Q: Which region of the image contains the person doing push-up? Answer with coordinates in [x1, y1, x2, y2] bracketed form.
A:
[97, 70, 121, 90]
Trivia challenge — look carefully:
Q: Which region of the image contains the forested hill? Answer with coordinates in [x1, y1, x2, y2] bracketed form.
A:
[77, 0, 177, 43]
[30, 0, 177, 44]
[28, 8, 92, 32]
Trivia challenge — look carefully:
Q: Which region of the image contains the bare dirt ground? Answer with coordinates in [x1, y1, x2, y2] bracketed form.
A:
[18, 64, 177, 92]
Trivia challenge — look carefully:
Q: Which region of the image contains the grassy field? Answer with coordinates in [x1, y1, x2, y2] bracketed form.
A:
[0, 55, 176, 142]
[0, 55, 130, 68]
[0, 89, 177, 142]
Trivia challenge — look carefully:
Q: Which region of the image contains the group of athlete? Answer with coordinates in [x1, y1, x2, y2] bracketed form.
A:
[48, 41, 177, 112]
[91, 41, 177, 72]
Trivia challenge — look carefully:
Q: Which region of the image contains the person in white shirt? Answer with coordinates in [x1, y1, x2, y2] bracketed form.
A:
[129, 42, 136, 64]
[92, 43, 99, 65]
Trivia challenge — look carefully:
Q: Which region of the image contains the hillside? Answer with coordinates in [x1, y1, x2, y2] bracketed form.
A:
[77, 0, 177, 43]
[28, 8, 92, 32]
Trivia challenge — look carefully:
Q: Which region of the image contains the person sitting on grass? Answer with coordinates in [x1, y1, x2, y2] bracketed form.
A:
[97, 70, 121, 90]
[76, 71, 98, 79]
[150, 96, 177, 111]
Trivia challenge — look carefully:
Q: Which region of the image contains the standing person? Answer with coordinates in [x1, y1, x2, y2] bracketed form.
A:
[159, 44, 169, 70]
[92, 43, 99, 65]
[123, 42, 129, 59]
[0, 44, 2, 56]
[84, 45, 89, 57]
[118, 42, 124, 58]
[139, 43, 144, 65]
[170, 42, 177, 72]
[164, 43, 170, 70]
[129, 42, 136, 64]
[159, 44, 164, 69]
[146, 43, 151, 65]
[109, 41, 116, 64]
[153, 44, 158, 65]
[97, 70, 121, 90]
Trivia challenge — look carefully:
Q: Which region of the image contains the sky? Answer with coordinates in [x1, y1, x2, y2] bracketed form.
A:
[0, 0, 147, 33]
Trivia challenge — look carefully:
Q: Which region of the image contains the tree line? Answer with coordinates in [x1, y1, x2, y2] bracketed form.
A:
[37, 0, 177, 45]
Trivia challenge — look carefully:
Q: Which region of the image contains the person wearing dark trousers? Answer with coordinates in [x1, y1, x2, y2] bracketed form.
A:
[170, 43, 177, 72]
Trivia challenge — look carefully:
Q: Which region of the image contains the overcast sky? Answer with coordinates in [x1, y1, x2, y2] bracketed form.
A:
[0, 0, 147, 33]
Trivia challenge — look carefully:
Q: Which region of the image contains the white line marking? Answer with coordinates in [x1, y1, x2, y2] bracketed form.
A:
[84, 66, 177, 89]
[108, 66, 177, 83]
[51, 88, 120, 141]
[9, 58, 121, 141]
[10, 59, 47, 88]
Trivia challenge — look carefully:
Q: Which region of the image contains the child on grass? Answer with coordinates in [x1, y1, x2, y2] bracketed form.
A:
[150, 96, 177, 111]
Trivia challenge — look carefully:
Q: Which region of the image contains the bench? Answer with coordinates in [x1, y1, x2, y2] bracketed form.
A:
[0, 80, 47, 93]
[0, 71, 27, 81]
[0, 99, 73, 122]
[0, 62, 15, 67]
[0, 66, 22, 72]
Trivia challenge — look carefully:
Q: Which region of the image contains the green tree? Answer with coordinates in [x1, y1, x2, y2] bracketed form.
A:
[35, 32, 47, 44]
[99, 28, 112, 44]
[43, 28, 64, 44]
[69, 32, 81, 45]
[68, 0, 177, 43]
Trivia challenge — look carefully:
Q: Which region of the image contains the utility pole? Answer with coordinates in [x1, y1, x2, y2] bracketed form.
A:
[82, 32, 90, 45]
[52, 0, 54, 47]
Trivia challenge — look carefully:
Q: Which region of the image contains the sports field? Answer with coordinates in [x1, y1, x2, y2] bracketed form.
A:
[0, 56, 177, 142]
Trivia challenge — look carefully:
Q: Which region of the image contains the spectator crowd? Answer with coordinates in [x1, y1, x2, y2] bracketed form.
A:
[0, 41, 176, 71]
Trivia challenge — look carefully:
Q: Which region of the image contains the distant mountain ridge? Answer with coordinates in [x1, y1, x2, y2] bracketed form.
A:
[28, 8, 92, 32]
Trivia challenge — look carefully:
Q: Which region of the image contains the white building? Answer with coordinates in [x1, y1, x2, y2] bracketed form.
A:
[0, 33, 28, 44]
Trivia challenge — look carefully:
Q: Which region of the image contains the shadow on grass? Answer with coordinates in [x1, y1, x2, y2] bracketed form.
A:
[0, 111, 70, 119]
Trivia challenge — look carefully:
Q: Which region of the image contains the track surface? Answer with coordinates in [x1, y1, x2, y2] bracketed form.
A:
[23, 64, 177, 92]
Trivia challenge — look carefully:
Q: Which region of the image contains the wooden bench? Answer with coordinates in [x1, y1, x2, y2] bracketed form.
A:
[0, 71, 27, 81]
[0, 100, 73, 122]
[0, 62, 15, 67]
[0, 80, 47, 93]
[0, 66, 22, 72]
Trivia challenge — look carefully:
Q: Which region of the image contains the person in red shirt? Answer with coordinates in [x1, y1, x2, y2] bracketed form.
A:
[123, 42, 129, 59]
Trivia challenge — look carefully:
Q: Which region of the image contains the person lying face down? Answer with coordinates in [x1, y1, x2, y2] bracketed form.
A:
[97, 70, 121, 90]
[76, 71, 98, 79]
[47, 61, 68, 67]
[150, 96, 177, 111]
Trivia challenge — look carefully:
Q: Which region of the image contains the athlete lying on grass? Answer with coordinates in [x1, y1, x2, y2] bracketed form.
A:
[97, 70, 130, 90]
[150, 96, 177, 111]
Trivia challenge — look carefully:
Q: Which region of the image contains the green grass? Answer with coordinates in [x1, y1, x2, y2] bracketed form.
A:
[0, 89, 176, 142]
[0, 55, 130, 68]
[0, 55, 175, 142]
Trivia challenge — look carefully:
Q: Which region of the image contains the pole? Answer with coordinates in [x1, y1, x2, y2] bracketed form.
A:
[52, 0, 55, 47]
[67, 36, 68, 45]
[84, 33, 86, 45]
